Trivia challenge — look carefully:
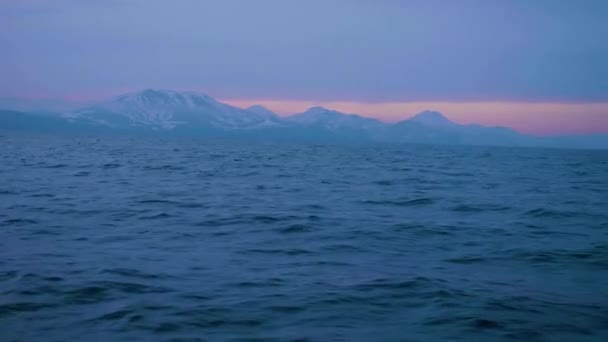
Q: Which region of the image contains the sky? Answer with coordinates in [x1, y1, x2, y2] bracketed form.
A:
[1, 0, 607, 135]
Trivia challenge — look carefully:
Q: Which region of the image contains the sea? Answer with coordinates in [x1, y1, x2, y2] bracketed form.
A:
[1, 133, 607, 341]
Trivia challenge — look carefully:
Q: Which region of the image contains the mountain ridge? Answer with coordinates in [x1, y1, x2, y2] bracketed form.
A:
[1, 89, 606, 149]
[65, 89, 282, 131]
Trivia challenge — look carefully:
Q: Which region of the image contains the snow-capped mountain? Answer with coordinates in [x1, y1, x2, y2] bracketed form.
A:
[246, 105, 279, 119]
[287, 106, 384, 130]
[388, 110, 528, 146]
[409, 110, 457, 127]
[66, 89, 281, 130]
[1, 89, 607, 149]
[283, 106, 386, 141]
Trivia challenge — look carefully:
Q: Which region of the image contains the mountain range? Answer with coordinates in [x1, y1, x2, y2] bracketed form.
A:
[1, 89, 607, 149]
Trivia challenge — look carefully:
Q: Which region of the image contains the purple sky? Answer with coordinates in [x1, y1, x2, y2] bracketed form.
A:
[1, 0, 607, 134]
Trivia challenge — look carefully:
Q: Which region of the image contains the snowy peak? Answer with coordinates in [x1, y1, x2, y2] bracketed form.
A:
[289, 106, 382, 124]
[287, 106, 383, 131]
[68, 89, 280, 130]
[409, 110, 455, 126]
[246, 105, 278, 119]
[289, 106, 347, 122]
[290, 106, 344, 123]
[6, 91, 608, 148]
[113, 89, 217, 109]
[305, 106, 331, 113]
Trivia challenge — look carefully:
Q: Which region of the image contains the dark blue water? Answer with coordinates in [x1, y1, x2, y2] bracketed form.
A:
[1, 133, 607, 341]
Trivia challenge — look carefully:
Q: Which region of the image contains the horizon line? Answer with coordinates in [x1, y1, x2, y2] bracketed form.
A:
[2, 89, 608, 136]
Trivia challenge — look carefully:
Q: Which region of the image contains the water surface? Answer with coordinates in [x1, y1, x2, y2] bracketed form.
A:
[1, 133, 607, 341]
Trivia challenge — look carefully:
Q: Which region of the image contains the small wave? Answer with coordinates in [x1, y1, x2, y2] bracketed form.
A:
[268, 305, 304, 313]
[313, 260, 353, 267]
[231, 278, 285, 288]
[511, 246, 608, 267]
[1, 218, 38, 226]
[102, 268, 167, 280]
[138, 212, 174, 220]
[0, 270, 19, 282]
[452, 204, 511, 212]
[32, 229, 60, 236]
[0, 302, 57, 317]
[374, 180, 394, 186]
[355, 277, 434, 291]
[527, 230, 587, 238]
[243, 248, 314, 256]
[176, 202, 206, 208]
[321, 244, 366, 253]
[64, 286, 109, 304]
[445, 256, 486, 264]
[181, 317, 265, 329]
[392, 222, 459, 237]
[92, 308, 134, 322]
[76, 281, 170, 296]
[101, 163, 122, 169]
[196, 217, 250, 227]
[278, 224, 316, 233]
[137, 199, 176, 204]
[136, 198, 206, 208]
[471, 319, 503, 329]
[452, 204, 484, 212]
[19, 273, 64, 282]
[30, 193, 55, 198]
[300, 204, 327, 210]
[365, 197, 434, 207]
[45, 164, 68, 169]
[142, 165, 185, 171]
[525, 208, 577, 218]
[197, 214, 300, 227]
[251, 215, 282, 223]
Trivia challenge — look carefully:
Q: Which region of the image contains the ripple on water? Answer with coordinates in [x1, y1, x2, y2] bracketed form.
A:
[101, 268, 171, 280]
[364, 197, 435, 206]
[1, 218, 38, 226]
[524, 208, 577, 219]
[277, 224, 316, 234]
[0, 302, 59, 317]
[101, 163, 122, 169]
[243, 248, 314, 256]
[44, 164, 69, 169]
[138, 212, 174, 220]
[451, 204, 511, 212]
[142, 165, 185, 171]
[1, 136, 607, 341]
[0, 270, 19, 281]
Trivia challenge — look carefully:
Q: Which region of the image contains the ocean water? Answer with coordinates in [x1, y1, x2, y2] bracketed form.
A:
[1, 133, 607, 341]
